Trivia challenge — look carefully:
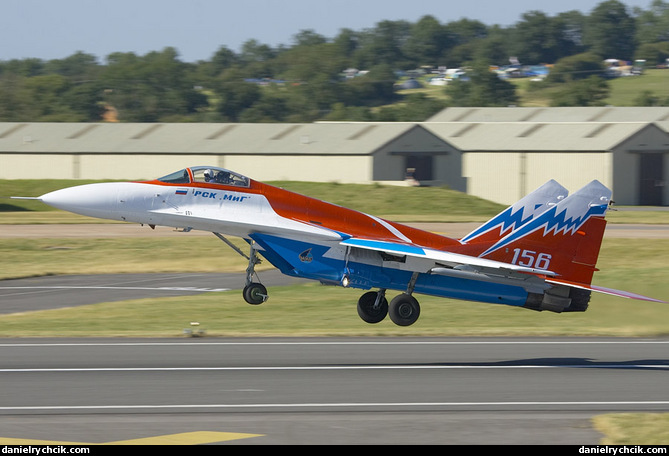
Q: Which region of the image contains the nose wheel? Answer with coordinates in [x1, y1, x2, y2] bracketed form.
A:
[243, 282, 268, 305]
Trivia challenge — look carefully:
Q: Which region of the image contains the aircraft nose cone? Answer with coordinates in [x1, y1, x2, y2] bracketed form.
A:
[40, 183, 120, 220]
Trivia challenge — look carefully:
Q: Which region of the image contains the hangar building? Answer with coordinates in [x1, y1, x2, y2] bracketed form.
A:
[425, 107, 669, 205]
[1, 106, 668, 206]
[0, 121, 466, 190]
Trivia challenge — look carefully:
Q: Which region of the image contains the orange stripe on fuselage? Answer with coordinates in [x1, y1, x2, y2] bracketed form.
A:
[255, 181, 461, 249]
[141, 178, 461, 249]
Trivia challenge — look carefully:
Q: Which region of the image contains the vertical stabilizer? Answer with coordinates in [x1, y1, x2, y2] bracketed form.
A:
[479, 180, 612, 285]
[461, 180, 568, 244]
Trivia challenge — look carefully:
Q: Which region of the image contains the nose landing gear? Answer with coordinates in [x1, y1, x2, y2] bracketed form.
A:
[242, 241, 267, 305]
[213, 232, 268, 305]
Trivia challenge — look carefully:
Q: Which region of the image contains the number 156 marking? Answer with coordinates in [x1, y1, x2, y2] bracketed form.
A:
[511, 248, 551, 270]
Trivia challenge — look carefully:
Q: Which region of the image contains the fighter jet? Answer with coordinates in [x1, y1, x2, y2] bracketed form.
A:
[19, 166, 664, 326]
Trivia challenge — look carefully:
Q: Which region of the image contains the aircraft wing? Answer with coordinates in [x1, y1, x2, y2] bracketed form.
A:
[340, 237, 555, 294]
[340, 237, 555, 276]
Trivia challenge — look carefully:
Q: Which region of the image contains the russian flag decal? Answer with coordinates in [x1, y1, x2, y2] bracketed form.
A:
[175, 189, 188, 195]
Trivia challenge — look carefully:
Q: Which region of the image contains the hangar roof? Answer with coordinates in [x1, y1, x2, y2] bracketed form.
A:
[1, 111, 667, 156]
[427, 106, 669, 124]
[0, 122, 419, 155]
[423, 121, 657, 151]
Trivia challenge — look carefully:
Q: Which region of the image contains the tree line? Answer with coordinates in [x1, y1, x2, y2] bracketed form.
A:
[1, 0, 668, 123]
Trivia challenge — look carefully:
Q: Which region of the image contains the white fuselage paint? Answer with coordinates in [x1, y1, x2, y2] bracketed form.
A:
[40, 182, 341, 241]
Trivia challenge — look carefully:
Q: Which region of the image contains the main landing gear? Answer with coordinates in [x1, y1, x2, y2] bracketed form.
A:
[357, 291, 421, 326]
[213, 233, 268, 305]
[357, 273, 421, 326]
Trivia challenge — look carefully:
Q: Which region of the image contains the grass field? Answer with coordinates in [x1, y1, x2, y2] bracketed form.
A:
[1, 234, 667, 337]
[1, 274, 668, 338]
[604, 69, 669, 106]
[593, 413, 669, 445]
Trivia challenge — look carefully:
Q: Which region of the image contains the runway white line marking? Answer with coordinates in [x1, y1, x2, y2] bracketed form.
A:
[0, 286, 230, 292]
[0, 364, 666, 372]
[2, 340, 669, 347]
[2, 401, 669, 412]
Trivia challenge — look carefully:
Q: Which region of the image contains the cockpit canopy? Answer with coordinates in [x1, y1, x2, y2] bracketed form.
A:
[157, 166, 250, 187]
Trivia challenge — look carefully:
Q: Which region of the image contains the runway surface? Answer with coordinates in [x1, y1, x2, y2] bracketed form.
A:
[1, 337, 669, 445]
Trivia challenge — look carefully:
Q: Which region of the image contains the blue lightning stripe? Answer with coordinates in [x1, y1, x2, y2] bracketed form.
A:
[479, 202, 608, 257]
[460, 206, 533, 243]
[461, 180, 568, 244]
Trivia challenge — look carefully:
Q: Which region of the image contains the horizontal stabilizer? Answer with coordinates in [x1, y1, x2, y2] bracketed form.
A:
[547, 278, 666, 303]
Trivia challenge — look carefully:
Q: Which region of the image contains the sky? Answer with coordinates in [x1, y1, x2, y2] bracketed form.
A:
[0, 0, 655, 63]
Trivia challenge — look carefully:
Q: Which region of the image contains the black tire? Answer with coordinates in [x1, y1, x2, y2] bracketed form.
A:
[243, 283, 267, 305]
[357, 291, 388, 324]
[389, 294, 420, 326]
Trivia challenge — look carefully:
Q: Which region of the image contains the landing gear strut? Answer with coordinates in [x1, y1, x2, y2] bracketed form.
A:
[213, 233, 268, 305]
